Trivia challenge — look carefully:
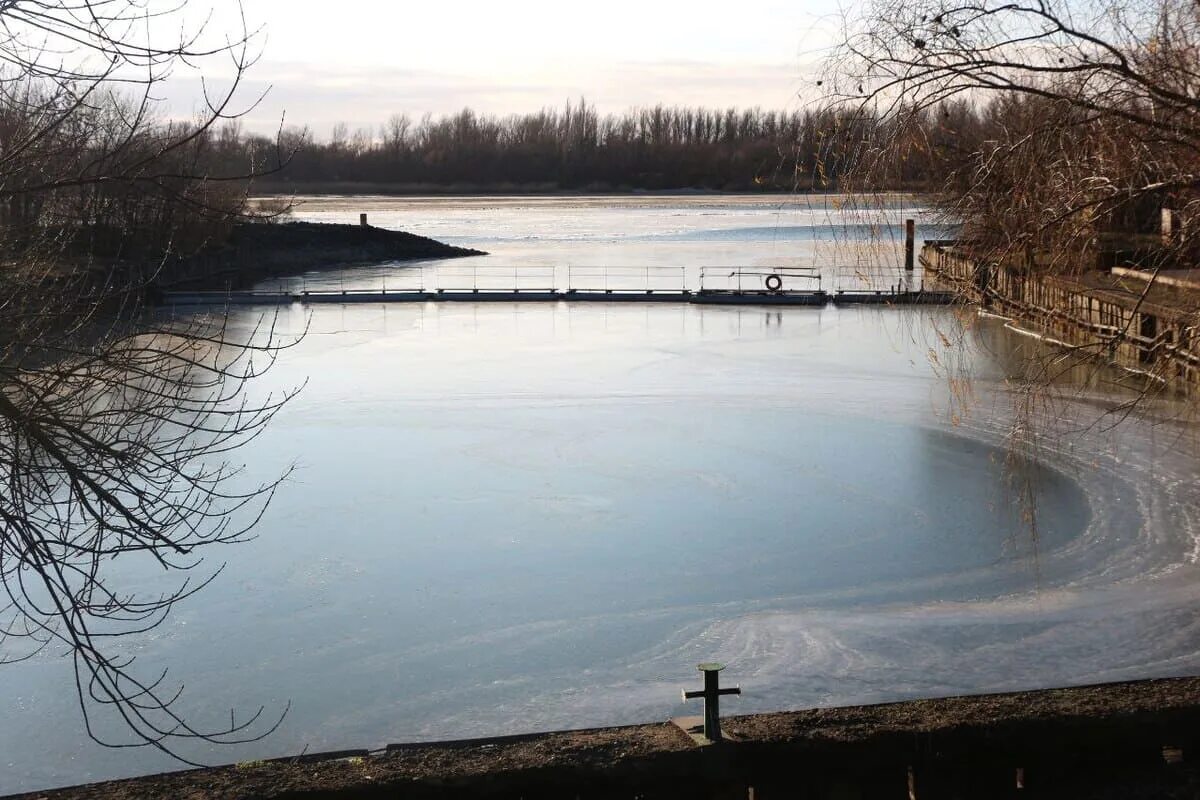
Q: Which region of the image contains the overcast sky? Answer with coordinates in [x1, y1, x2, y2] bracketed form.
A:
[208, 1, 839, 137]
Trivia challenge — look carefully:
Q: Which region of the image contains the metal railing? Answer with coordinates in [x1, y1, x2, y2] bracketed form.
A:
[829, 265, 922, 293]
[565, 265, 686, 293]
[699, 266, 823, 293]
[424, 264, 557, 293]
[280, 264, 939, 296]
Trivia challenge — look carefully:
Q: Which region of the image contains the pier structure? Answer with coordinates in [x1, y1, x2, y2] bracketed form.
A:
[162, 263, 955, 307]
[921, 240, 1200, 390]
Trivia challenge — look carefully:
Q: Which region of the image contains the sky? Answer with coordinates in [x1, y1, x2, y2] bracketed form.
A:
[189, 0, 842, 137]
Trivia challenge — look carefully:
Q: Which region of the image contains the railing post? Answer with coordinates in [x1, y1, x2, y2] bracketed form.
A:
[905, 219, 915, 271]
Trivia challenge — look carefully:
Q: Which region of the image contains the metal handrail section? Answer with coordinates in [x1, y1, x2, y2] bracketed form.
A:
[426, 264, 558, 293]
[565, 265, 686, 293]
[699, 266, 823, 293]
[830, 265, 922, 293]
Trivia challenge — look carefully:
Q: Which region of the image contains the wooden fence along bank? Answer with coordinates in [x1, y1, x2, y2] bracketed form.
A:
[921, 241, 1200, 391]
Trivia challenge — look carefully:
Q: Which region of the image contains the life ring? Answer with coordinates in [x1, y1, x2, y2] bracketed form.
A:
[765, 273, 783, 292]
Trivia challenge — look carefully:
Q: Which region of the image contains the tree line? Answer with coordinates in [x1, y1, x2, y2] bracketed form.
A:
[231, 101, 989, 193]
[0, 88, 284, 264]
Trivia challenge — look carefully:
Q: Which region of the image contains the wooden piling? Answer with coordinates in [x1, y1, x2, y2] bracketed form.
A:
[360, 213, 368, 227]
[905, 219, 915, 271]
[920, 240, 1200, 390]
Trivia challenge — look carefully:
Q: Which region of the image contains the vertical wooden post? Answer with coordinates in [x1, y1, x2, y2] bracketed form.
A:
[1162, 208, 1175, 245]
[905, 219, 915, 271]
[360, 213, 369, 227]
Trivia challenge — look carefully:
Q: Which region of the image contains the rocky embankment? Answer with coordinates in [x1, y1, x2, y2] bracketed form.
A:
[163, 221, 484, 291]
[19, 677, 1200, 799]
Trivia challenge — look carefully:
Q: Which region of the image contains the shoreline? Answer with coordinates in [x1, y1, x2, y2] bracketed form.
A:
[18, 676, 1200, 799]
[922, 241, 1200, 394]
[248, 184, 927, 199]
[158, 220, 484, 293]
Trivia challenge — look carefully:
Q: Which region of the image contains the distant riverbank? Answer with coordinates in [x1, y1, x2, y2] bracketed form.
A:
[249, 181, 930, 198]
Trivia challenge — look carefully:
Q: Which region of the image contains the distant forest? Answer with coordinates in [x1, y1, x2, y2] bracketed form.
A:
[231, 101, 982, 193]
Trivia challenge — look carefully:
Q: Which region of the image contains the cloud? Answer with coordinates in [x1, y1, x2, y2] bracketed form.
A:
[168, 58, 819, 137]
[150, 0, 841, 137]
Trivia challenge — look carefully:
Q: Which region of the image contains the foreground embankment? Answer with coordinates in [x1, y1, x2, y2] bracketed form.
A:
[17, 677, 1200, 799]
[161, 221, 484, 292]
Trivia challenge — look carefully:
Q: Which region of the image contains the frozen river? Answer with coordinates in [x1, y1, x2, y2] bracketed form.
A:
[3, 196, 1200, 793]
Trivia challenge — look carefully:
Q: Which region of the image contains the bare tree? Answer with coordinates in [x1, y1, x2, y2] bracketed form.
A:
[382, 112, 412, 158]
[0, 0, 298, 762]
[827, 0, 1200, 270]
[820, 0, 1200, 407]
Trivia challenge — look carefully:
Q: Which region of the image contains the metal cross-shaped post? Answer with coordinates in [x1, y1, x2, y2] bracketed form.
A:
[682, 663, 740, 743]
